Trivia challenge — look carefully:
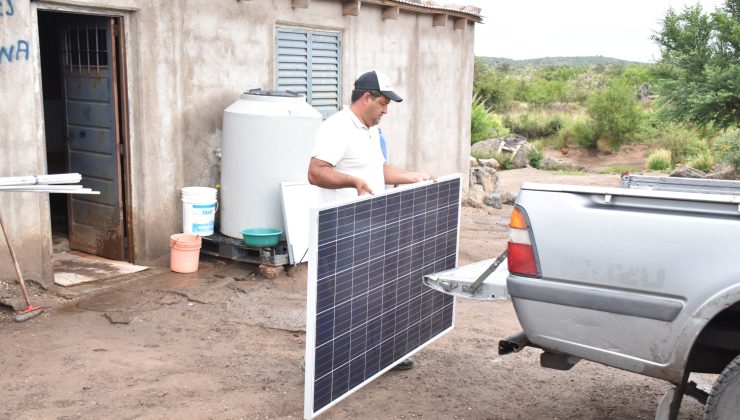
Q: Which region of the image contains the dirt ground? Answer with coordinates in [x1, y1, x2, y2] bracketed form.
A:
[0, 163, 711, 419]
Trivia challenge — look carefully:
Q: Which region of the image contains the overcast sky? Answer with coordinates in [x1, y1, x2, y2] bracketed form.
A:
[463, 0, 726, 62]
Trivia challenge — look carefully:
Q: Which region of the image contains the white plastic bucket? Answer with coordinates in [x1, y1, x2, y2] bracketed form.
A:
[182, 187, 218, 236]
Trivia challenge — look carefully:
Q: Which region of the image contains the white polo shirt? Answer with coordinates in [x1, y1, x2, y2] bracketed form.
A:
[311, 108, 386, 203]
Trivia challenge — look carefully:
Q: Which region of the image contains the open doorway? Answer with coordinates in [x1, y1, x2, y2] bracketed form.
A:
[38, 11, 133, 270]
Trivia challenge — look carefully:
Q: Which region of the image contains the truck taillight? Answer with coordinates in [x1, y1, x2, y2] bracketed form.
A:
[507, 206, 540, 277]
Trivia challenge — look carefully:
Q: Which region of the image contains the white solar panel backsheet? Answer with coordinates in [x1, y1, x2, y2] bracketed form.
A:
[304, 175, 461, 419]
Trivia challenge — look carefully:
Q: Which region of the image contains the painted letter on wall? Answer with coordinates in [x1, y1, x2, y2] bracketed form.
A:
[1, 0, 14, 16]
[0, 39, 29, 63]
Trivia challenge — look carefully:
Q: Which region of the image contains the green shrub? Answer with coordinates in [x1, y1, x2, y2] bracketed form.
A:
[647, 149, 672, 171]
[654, 126, 709, 165]
[552, 112, 587, 149]
[688, 150, 714, 172]
[520, 79, 568, 105]
[504, 112, 563, 139]
[491, 151, 514, 170]
[471, 101, 494, 143]
[712, 129, 740, 170]
[528, 141, 545, 168]
[586, 80, 645, 147]
[471, 94, 510, 143]
[573, 120, 600, 148]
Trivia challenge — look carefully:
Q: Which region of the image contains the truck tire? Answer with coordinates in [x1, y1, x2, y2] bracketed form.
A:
[704, 354, 740, 419]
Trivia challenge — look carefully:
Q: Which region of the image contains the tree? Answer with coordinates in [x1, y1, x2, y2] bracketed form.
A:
[651, 0, 739, 129]
[473, 59, 515, 111]
[587, 80, 645, 146]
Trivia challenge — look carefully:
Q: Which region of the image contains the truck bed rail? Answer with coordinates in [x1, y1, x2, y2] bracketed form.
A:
[621, 175, 740, 196]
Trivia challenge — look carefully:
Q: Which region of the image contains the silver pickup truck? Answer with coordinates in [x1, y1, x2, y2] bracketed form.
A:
[427, 175, 740, 420]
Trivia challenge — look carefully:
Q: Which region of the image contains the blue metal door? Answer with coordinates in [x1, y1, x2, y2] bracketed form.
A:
[61, 16, 125, 260]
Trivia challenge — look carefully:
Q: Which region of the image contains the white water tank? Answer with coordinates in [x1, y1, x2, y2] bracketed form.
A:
[220, 89, 322, 239]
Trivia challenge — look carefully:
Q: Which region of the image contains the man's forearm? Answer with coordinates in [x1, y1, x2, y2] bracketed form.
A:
[310, 166, 357, 189]
[308, 158, 373, 195]
[383, 164, 435, 185]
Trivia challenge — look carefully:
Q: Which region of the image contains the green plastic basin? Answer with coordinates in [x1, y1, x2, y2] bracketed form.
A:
[240, 228, 282, 247]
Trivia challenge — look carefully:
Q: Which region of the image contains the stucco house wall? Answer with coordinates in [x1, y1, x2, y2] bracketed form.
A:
[0, 0, 478, 286]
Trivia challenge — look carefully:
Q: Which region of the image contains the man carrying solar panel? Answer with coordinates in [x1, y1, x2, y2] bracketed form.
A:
[307, 70, 435, 370]
[307, 70, 435, 202]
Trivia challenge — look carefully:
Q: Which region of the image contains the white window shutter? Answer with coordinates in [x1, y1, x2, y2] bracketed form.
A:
[277, 28, 341, 118]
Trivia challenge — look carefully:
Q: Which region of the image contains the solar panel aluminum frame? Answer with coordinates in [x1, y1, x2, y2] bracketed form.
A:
[304, 174, 461, 419]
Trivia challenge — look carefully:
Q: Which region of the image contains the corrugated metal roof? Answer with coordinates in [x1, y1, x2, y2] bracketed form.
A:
[394, 0, 482, 18]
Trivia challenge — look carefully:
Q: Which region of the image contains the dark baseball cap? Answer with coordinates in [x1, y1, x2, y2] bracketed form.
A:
[354, 70, 403, 102]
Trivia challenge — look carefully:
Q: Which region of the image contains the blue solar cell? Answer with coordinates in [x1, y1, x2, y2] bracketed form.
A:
[315, 309, 334, 346]
[350, 294, 368, 327]
[315, 341, 333, 378]
[332, 364, 349, 396]
[332, 331, 351, 370]
[313, 374, 332, 409]
[333, 300, 352, 338]
[306, 177, 460, 418]
[334, 270, 353, 305]
[348, 355, 365, 389]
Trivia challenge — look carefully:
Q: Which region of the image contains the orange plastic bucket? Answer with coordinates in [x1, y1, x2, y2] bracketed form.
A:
[170, 233, 202, 273]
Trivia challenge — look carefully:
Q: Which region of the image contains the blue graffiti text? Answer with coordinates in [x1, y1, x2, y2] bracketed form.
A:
[1, 0, 14, 16]
[0, 39, 29, 64]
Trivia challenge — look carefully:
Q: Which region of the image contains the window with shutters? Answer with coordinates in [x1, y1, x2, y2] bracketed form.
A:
[276, 28, 341, 119]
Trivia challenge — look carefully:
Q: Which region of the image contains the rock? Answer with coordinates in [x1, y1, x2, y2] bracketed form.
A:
[502, 191, 518, 205]
[469, 166, 498, 194]
[259, 265, 284, 279]
[464, 163, 503, 208]
[670, 164, 706, 178]
[511, 144, 531, 169]
[471, 139, 503, 156]
[478, 158, 500, 169]
[104, 311, 135, 324]
[469, 156, 479, 167]
[484, 189, 503, 209]
[463, 184, 487, 208]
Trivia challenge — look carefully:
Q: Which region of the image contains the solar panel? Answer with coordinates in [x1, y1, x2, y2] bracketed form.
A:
[304, 174, 460, 419]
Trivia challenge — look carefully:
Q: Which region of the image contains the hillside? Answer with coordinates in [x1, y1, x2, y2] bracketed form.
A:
[477, 56, 647, 68]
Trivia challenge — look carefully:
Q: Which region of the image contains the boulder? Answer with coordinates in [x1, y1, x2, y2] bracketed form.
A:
[670, 164, 706, 178]
[463, 184, 487, 208]
[471, 139, 503, 156]
[469, 166, 497, 192]
[463, 165, 499, 208]
[478, 158, 500, 169]
[484, 189, 503, 209]
[511, 144, 531, 169]
[502, 191, 518, 205]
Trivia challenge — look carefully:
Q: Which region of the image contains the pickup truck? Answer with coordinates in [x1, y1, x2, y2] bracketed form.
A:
[426, 175, 740, 420]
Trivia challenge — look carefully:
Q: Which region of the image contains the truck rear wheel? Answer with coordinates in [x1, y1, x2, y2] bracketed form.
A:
[704, 354, 740, 419]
